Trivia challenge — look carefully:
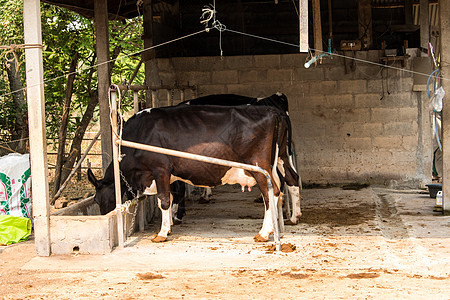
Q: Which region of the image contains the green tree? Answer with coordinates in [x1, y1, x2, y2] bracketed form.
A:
[0, 1, 144, 200]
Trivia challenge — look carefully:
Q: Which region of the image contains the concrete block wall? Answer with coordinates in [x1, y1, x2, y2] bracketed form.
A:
[157, 50, 432, 187]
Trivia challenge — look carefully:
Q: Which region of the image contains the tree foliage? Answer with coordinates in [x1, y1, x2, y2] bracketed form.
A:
[0, 0, 145, 197]
[0, 1, 144, 146]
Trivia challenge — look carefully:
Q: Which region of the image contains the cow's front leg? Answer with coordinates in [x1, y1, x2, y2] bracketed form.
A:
[152, 178, 172, 242]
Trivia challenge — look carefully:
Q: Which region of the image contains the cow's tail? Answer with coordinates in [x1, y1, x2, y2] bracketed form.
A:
[285, 114, 293, 156]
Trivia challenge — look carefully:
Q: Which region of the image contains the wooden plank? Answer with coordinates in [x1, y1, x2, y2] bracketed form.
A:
[299, 0, 308, 52]
[420, 0, 430, 52]
[405, 0, 413, 25]
[440, 0, 450, 213]
[143, 0, 161, 108]
[312, 0, 322, 53]
[23, 0, 51, 256]
[94, 0, 112, 174]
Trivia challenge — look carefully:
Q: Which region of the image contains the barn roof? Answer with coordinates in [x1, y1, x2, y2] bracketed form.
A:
[40, 0, 176, 20]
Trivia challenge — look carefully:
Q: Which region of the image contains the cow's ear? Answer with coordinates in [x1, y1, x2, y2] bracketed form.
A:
[87, 168, 99, 188]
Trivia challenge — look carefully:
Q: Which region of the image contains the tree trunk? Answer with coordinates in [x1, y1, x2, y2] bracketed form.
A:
[52, 53, 79, 197]
[59, 92, 98, 186]
[56, 44, 122, 196]
[5, 53, 28, 153]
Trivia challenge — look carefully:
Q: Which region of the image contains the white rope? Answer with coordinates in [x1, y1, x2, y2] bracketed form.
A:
[2, 5, 446, 100]
[1, 29, 207, 98]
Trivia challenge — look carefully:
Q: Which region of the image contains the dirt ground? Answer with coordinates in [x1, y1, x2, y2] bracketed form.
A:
[1, 185, 449, 299]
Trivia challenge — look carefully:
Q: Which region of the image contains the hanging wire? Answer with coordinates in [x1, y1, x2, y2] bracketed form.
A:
[0, 29, 207, 99]
[2, 5, 448, 100]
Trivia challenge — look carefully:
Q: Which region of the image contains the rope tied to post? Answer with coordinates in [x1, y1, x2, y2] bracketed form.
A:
[0, 43, 44, 71]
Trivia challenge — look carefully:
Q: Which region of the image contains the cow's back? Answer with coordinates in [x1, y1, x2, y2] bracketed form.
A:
[118, 105, 281, 188]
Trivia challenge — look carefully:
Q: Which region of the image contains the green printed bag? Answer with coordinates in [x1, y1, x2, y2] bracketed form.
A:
[0, 215, 31, 245]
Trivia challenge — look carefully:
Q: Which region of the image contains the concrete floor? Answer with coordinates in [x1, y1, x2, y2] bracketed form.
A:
[21, 185, 450, 276]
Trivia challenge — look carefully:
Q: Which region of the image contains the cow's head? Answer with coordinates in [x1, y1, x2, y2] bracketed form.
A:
[87, 168, 116, 215]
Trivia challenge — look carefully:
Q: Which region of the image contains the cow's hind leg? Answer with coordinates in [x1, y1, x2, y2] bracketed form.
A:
[252, 172, 281, 242]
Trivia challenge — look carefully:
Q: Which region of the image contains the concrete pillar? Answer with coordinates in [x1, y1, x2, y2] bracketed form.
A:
[440, 1, 450, 213]
[94, 0, 112, 173]
[23, 0, 51, 256]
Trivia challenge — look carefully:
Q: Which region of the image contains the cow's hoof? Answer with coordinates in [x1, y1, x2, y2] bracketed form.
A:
[173, 218, 182, 225]
[285, 219, 297, 225]
[151, 235, 167, 243]
[198, 197, 210, 204]
[253, 234, 269, 242]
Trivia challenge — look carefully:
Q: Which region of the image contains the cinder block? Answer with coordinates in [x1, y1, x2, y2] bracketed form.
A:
[198, 84, 227, 95]
[295, 67, 325, 81]
[226, 83, 258, 97]
[367, 79, 384, 93]
[254, 55, 280, 68]
[249, 83, 284, 97]
[355, 93, 384, 108]
[401, 136, 419, 152]
[267, 69, 293, 82]
[281, 83, 311, 99]
[324, 66, 355, 81]
[370, 107, 398, 122]
[239, 70, 267, 83]
[362, 123, 383, 137]
[211, 70, 239, 84]
[325, 94, 354, 108]
[196, 56, 226, 71]
[178, 71, 211, 85]
[280, 53, 308, 68]
[343, 137, 373, 151]
[372, 136, 403, 149]
[338, 80, 367, 94]
[157, 58, 174, 71]
[171, 57, 199, 71]
[309, 81, 337, 95]
[367, 50, 383, 62]
[296, 95, 327, 110]
[224, 55, 254, 70]
[382, 92, 416, 108]
[398, 107, 417, 120]
[383, 121, 418, 136]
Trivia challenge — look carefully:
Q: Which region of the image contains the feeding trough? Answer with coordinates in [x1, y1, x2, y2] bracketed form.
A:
[49, 196, 154, 254]
[426, 184, 442, 198]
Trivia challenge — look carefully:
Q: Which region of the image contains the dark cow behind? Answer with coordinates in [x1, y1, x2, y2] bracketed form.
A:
[178, 92, 302, 224]
[88, 104, 288, 242]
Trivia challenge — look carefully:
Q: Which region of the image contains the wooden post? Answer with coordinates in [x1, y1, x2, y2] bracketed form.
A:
[440, 1, 450, 214]
[151, 90, 158, 108]
[180, 89, 185, 102]
[143, 0, 161, 108]
[357, 0, 372, 49]
[110, 90, 125, 247]
[420, 0, 430, 54]
[133, 91, 139, 114]
[167, 89, 173, 106]
[299, 0, 308, 52]
[405, 0, 413, 26]
[312, 0, 322, 53]
[94, 0, 112, 174]
[23, 0, 51, 256]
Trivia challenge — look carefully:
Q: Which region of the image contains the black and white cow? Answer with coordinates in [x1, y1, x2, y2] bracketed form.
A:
[88, 104, 288, 242]
[178, 92, 302, 224]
